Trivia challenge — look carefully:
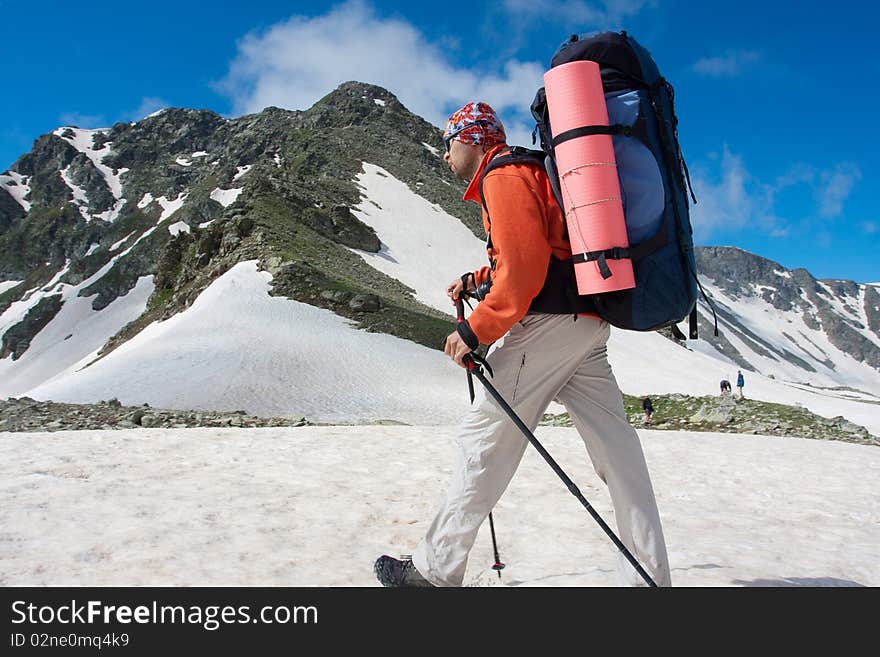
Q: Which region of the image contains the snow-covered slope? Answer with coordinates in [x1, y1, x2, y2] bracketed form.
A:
[22, 261, 470, 424]
[692, 275, 879, 393]
[1, 425, 876, 586]
[52, 127, 128, 222]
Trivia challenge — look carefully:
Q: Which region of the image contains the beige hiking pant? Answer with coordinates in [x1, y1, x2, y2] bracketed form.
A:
[412, 314, 671, 587]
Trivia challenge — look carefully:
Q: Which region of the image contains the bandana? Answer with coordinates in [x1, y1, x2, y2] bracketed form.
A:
[443, 102, 506, 148]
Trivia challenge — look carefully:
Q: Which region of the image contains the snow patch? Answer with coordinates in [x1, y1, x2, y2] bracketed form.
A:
[349, 162, 484, 314]
[92, 198, 128, 223]
[0, 171, 32, 212]
[175, 157, 193, 167]
[233, 165, 252, 181]
[774, 269, 791, 279]
[59, 166, 92, 221]
[168, 221, 190, 236]
[156, 193, 188, 222]
[422, 142, 440, 156]
[110, 231, 136, 252]
[0, 260, 72, 339]
[191, 151, 208, 158]
[374, 98, 386, 107]
[137, 193, 154, 209]
[85, 243, 100, 256]
[274, 153, 283, 167]
[209, 187, 242, 208]
[0, 280, 22, 295]
[0, 275, 154, 397]
[53, 128, 127, 203]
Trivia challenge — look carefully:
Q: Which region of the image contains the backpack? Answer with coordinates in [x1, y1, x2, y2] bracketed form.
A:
[480, 31, 711, 339]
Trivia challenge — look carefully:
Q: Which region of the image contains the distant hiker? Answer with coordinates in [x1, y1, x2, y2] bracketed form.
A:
[720, 379, 731, 395]
[736, 370, 745, 398]
[642, 397, 654, 425]
[374, 102, 670, 588]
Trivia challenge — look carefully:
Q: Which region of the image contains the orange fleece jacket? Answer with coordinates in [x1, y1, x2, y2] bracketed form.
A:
[462, 145, 578, 345]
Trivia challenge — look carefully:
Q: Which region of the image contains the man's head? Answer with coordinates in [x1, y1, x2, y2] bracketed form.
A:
[442, 101, 506, 181]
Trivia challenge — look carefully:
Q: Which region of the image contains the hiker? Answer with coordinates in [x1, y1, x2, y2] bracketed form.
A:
[374, 102, 670, 588]
[720, 379, 731, 395]
[736, 370, 745, 398]
[642, 396, 654, 425]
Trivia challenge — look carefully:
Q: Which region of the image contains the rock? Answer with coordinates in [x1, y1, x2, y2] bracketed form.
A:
[689, 396, 737, 424]
[139, 413, 160, 428]
[349, 294, 381, 312]
[320, 290, 352, 304]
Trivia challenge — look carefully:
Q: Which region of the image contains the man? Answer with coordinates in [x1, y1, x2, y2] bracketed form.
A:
[374, 102, 670, 587]
[642, 396, 654, 425]
[736, 370, 745, 398]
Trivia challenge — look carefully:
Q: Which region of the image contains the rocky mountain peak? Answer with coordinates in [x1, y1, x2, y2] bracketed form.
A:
[695, 245, 880, 374]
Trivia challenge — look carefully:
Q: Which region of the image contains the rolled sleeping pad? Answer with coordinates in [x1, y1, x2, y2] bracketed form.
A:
[543, 60, 635, 294]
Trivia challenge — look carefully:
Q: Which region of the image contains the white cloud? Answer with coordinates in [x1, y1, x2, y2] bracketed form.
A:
[690, 151, 865, 243]
[215, 0, 544, 138]
[692, 50, 761, 77]
[817, 162, 861, 218]
[860, 221, 877, 235]
[689, 145, 780, 241]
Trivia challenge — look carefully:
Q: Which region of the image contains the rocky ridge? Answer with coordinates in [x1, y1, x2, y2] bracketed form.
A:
[3, 393, 875, 446]
[541, 392, 878, 446]
[695, 247, 880, 375]
[0, 397, 310, 432]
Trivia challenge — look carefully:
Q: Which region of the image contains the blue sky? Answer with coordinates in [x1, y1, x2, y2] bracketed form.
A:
[2, 0, 877, 282]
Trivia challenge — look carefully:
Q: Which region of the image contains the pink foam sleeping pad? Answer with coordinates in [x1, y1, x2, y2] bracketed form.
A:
[544, 60, 635, 294]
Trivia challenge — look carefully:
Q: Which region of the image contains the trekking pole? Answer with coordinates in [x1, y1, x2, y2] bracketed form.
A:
[455, 290, 504, 579]
[488, 512, 505, 578]
[462, 352, 658, 587]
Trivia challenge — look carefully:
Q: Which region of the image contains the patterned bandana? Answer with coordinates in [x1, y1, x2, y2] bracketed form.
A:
[442, 102, 506, 150]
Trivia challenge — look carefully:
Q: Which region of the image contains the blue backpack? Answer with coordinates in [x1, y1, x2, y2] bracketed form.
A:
[480, 31, 712, 339]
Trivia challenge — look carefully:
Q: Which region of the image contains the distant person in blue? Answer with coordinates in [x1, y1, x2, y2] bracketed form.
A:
[736, 370, 745, 398]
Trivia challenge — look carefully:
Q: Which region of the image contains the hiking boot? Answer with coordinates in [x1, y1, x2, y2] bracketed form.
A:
[374, 555, 434, 587]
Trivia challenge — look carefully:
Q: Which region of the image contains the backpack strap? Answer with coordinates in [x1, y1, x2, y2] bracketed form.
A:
[551, 124, 633, 149]
[478, 147, 551, 216]
[479, 146, 567, 232]
[476, 146, 596, 316]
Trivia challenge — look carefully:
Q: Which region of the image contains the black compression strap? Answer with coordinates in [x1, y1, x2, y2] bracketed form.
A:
[596, 252, 612, 279]
[572, 247, 631, 265]
[551, 124, 632, 148]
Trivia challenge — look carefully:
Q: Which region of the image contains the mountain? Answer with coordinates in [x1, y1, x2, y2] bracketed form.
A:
[693, 247, 880, 391]
[0, 82, 878, 429]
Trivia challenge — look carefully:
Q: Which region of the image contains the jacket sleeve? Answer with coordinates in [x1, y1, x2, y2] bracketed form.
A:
[466, 171, 551, 345]
[473, 266, 492, 286]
